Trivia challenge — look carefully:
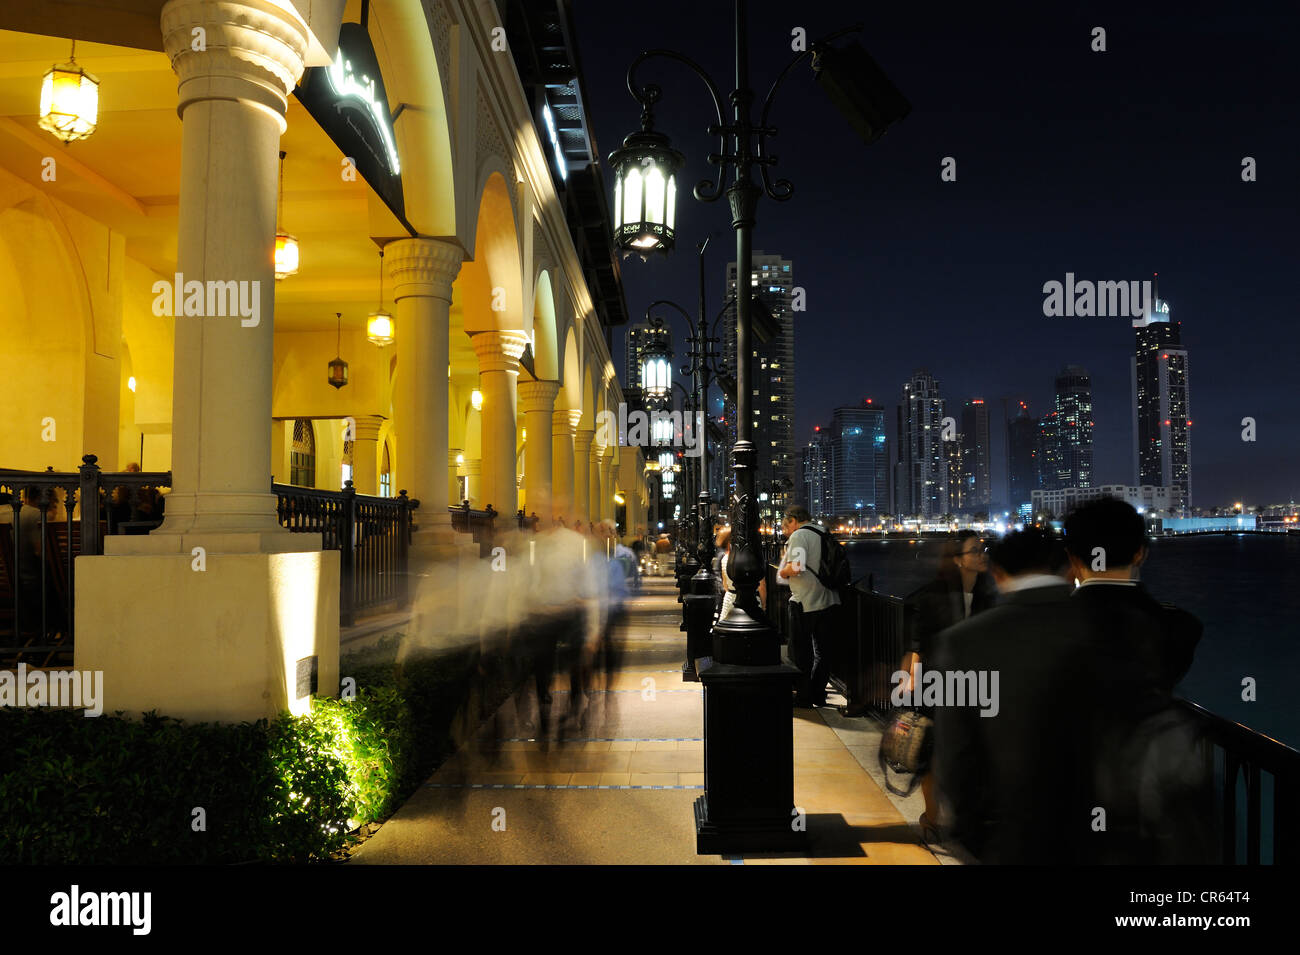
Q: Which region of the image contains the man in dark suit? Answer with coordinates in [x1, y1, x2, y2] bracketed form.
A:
[931, 528, 1093, 863]
[1063, 498, 1207, 864]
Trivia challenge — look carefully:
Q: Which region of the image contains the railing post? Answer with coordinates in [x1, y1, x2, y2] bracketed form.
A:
[79, 454, 101, 557]
[340, 480, 357, 628]
[398, 490, 415, 609]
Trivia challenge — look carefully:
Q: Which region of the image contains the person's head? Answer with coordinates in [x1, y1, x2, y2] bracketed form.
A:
[715, 525, 732, 550]
[124, 462, 141, 473]
[944, 529, 988, 584]
[781, 504, 811, 537]
[1064, 497, 1147, 580]
[988, 527, 1062, 590]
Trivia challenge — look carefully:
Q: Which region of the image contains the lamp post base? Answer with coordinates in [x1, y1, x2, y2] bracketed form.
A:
[694, 659, 805, 855]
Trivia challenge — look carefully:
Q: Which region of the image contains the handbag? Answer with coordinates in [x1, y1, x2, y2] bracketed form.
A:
[878, 708, 934, 796]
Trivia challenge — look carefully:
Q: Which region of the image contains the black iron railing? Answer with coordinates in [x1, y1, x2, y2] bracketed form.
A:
[1179, 698, 1300, 865]
[273, 481, 418, 627]
[1, 455, 169, 665]
[766, 557, 1300, 865]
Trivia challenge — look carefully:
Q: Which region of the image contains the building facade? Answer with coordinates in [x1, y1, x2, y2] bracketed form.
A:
[830, 401, 889, 522]
[1007, 400, 1040, 519]
[959, 398, 991, 513]
[1031, 484, 1173, 519]
[723, 252, 795, 521]
[0, 0, 648, 722]
[1132, 296, 1191, 514]
[895, 369, 948, 518]
[802, 426, 833, 521]
[1050, 365, 1094, 490]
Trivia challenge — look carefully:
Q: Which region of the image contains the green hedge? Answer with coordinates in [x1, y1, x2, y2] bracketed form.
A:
[0, 639, 513, 864]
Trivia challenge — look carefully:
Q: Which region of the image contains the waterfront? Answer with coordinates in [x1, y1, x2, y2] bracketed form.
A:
[846, 534, 1300, 748]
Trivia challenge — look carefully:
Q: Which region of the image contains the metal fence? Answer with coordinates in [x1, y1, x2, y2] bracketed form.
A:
[1, 455, 425, 663]
[273, 481, 418, 626]
[764, 554, 1300, 864]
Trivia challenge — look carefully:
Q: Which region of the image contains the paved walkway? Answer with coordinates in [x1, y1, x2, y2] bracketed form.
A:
[350, 577, 945, 865]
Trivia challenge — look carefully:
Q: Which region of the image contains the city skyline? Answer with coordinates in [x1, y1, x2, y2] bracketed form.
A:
[584, 1, 1298, 508]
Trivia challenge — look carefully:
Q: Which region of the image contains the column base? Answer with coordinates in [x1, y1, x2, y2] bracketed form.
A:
[74, 545, 340, 724]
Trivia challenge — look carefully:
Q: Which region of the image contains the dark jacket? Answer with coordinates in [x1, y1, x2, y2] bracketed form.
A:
[932, 582, 1094, 864]
[906, 572, 996, 660]
[1070, 581, 1207, 864]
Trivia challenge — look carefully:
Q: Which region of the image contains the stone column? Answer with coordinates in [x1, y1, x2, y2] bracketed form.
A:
[461, 459, 481, 508]
[551, 409, 581, 522]
[448, 448, 463, 506]
[471, 331, 529, 517]
[153, 0, 311, 537]
[350, 415, 384, 495]
[600, 452, 616, 523]
[518, 380, 560, 523]
[573, 428, 593, 527]
[389, 238, 462, 545]
[77, 0, 340, 724]
[589, 440, 605, 527]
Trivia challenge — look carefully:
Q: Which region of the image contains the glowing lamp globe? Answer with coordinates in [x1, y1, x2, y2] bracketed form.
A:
[274, 233, 299, 280]
[609, 128, 683, 257]
[366, 309, 394, 346]
[39, 58, 99, 143]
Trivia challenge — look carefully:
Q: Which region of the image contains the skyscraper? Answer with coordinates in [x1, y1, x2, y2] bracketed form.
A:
[960, 398, 991, 512]
[801, 425, 833, 520]
[1007, 400, 1039, 518]
[830, 401, 889, 522]
[1052, 365, 1093, 489]
[723, 252, 795, 520]
[895, 369, 948, 518]
[1132, 292, 1191, 513]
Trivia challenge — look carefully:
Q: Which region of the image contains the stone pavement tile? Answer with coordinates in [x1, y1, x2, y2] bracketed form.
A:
[350, 789, 727, 865]
[678, 772, 705, 786]
[627, 749, 703, 774]
[628, 773, 678, 787]
[521, 773, 574, 785]
[568, 773, 604, 786]
[598, 773, 632, 786]
[633, 740, 679, 751]
[793, 745, 866, 774]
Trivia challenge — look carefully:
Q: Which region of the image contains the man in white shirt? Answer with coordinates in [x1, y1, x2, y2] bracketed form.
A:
[777, 504, 840, 707]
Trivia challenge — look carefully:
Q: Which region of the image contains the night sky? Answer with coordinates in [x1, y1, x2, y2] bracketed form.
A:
[571, 0, 1300, 509]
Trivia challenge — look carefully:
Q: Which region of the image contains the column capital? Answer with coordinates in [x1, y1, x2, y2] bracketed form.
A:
[472, 331, 529, 375]
[552, 408, 583, 437]
[349, 414, 384, 442]
[386, 237, 464, 303]
[518, 379, 561, 414]
[162, 0, 309, 130]
[448, 448, 464, 468]
[590, 440, 607, 462]
[573, 429, 595, 453]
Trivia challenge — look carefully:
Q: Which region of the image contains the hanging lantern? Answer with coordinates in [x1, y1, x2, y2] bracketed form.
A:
[274, 151, 299, 280]
[640, 317, 672, 399]
[608, 102, 683, 258]
[39, 41, 99, 143]
[328, 313, 349, 389]
[367, 248, 394, 345]
[471, 389, 483, 412]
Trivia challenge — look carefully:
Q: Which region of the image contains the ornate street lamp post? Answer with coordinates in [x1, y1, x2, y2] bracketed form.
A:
[611, 0, 908, 853]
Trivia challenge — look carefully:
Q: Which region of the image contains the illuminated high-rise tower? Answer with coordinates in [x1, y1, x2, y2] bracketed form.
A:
[1132, 277, 1191, 513]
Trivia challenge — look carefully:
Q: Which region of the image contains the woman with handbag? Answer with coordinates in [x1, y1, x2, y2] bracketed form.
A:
[895, 531, 994, 839]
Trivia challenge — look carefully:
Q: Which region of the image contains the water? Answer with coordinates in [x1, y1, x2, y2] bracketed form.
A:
[846, 535, 1300, 748]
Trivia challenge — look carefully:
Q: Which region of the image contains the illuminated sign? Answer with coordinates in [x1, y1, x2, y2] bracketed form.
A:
[325, 51, 400, 175]
[295, 23, 405, 223]
[542, 103, 568, 183]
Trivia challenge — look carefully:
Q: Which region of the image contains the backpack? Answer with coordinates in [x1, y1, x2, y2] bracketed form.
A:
[802, 524, 851, 591]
